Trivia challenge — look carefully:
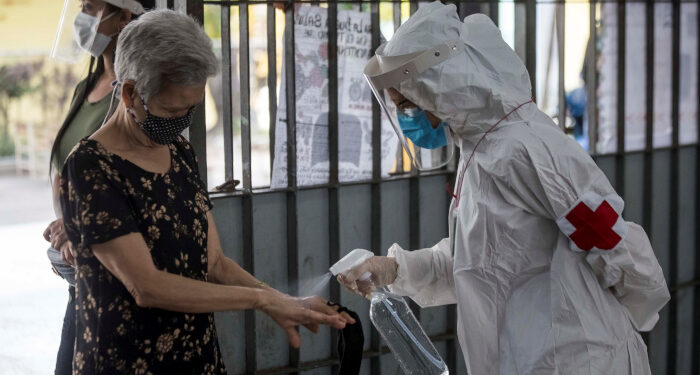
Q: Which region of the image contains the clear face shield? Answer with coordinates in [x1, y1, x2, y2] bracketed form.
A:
[52, 0, 143, 63]
[364, 41, 461, 171]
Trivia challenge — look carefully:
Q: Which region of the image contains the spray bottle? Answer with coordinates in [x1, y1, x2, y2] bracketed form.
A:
[331, 249, 449, 375]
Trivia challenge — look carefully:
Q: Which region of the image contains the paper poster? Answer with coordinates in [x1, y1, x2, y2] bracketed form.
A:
[270, 5, 398, 188]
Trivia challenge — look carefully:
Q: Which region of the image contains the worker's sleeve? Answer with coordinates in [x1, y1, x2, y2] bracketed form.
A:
[386, 238, 457, 308]
[495, 140, 669, 332]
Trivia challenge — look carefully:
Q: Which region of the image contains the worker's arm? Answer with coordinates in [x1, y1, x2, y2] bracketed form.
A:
[493, 132, 669, 331]
[337, 239, 457, 308]
[386, 238, 457, 307]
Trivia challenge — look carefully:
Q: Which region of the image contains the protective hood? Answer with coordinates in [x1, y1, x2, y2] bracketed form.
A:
[384, 2, 535, 137]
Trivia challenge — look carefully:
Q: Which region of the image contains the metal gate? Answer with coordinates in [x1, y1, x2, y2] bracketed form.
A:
[160, 1, 697, 374]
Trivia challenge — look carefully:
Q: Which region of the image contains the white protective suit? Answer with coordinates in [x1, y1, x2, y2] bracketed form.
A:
[381, 3, 670, 374]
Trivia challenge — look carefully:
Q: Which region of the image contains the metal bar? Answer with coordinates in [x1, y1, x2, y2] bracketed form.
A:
[667, 0, 681, 373]
[615, 0, 625, 194]
[267, 4, 277, 174]
[329, 5, 339, 187]
[210, 169, 456, 199]
[233, 4, 255, 375]
[668, 277, 700, 293]
[586, 3, 599, 156]
[405, 0, 422, 307]
[241, 2, 252, 191]
[285, 7, 297, 191]
[370, 0, 381, 200]
[186, 0, 207, 186]
[327, 2, 340, 372]
[242, 195, 256, 375]
[408, 156, 421, 323]
[642, 0, 654, 235]
[393, 1, 404, 173]
[586, 143, 698, 157]
[369, 2, 382, 374]
[514, 1, 527, 72]
[694, 2, 700, 373]
[557, 3, 566, 131]
[458, 2, 481, 19]
[221, 5, 234, 182]
[639, 0, 655, 346]
[284, 5, 300, 372]
[489, 0, 499, 25]
[526, 0, 537, 101]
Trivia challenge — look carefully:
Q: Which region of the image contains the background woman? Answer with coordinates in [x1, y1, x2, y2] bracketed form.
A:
[44, 1, 154, 373]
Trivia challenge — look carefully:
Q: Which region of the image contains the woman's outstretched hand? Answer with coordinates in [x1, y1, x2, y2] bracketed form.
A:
[257, 291, 349, 348]
[296, 295, 356, 333]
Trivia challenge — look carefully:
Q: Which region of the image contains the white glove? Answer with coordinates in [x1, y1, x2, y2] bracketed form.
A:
[337, 256, 398, 297]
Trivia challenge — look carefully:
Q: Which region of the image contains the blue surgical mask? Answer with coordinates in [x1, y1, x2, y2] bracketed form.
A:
[396, 108, 448, 149]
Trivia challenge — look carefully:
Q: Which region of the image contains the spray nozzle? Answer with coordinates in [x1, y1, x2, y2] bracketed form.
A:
[330, 249, 374, 281]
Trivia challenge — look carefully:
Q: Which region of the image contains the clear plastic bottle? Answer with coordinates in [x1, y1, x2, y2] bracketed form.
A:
[331, 249, 449, 375]
[369, 288, 449, 375]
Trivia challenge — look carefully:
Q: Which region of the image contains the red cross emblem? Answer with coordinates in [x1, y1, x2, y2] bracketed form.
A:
[565, 200, 622, 251]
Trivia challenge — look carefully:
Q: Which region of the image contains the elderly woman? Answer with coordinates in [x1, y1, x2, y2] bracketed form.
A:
[60, 9, 351, 374]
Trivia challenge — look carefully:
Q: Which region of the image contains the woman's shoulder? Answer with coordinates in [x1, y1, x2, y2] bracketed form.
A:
[62, 138, 110, 176]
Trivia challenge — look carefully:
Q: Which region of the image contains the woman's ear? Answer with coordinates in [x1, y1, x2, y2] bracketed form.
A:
[121, 81, 136, 109]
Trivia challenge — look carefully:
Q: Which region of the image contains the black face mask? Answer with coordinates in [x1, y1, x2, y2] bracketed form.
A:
[130, 95, 194, 145]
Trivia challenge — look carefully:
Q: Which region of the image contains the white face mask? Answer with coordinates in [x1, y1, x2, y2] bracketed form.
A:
[72, 11, 117, 57]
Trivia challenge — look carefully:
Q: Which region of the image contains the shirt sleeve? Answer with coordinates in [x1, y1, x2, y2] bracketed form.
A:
[60, 151, 140, 248]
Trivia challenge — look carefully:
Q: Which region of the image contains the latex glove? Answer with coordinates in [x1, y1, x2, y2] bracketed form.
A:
[337, 256, 398, 298]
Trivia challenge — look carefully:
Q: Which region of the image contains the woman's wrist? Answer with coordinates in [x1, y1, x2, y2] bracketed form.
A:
[253, 288, 269, 310]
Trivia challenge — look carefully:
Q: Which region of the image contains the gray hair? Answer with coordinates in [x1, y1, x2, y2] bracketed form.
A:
[115, 9, 218, 101]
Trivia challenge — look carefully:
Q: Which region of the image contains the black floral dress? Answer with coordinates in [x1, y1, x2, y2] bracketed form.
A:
[60, 136, 226, 375]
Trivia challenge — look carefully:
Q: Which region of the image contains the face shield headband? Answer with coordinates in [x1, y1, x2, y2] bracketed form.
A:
[364, 40, 463, 171]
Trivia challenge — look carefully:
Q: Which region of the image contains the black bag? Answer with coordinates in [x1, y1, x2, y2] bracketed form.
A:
[337, 308, 364, 375]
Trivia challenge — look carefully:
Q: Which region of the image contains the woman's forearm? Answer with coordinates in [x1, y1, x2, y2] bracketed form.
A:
[134, 268, 266, 313]
[211, 256, 276, 291]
